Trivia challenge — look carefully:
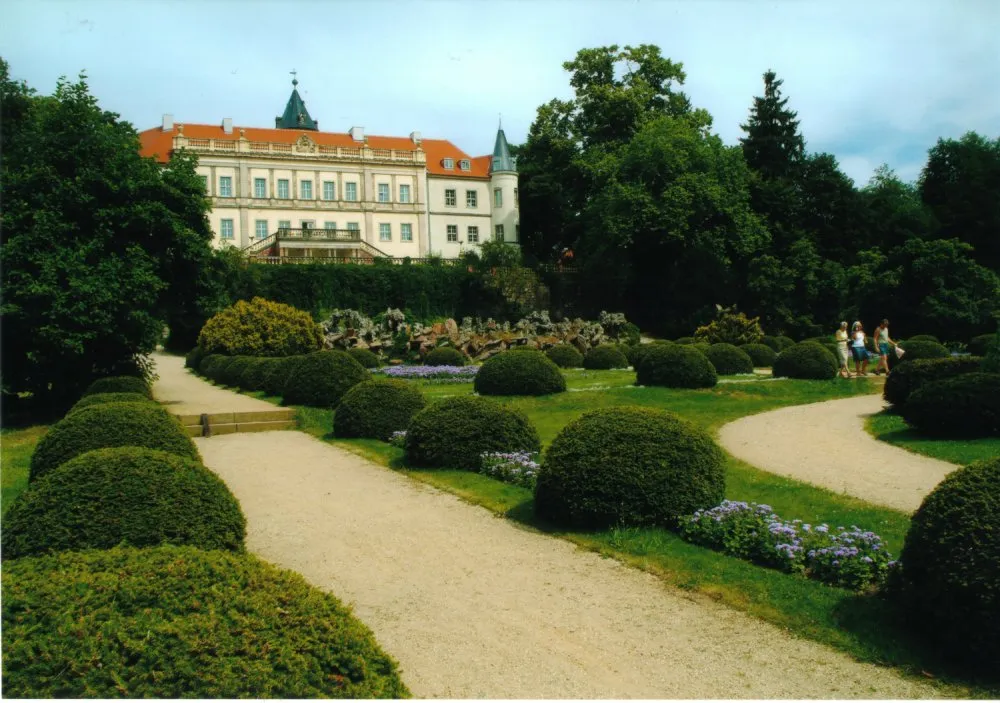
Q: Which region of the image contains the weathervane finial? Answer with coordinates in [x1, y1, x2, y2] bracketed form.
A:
[290, 69, 298, 87]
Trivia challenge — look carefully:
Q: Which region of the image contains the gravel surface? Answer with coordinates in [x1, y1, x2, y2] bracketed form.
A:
[151, 352, 277, 415]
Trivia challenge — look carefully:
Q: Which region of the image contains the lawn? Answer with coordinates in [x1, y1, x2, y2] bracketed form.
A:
[1, 426, 46, 517]
[866, 411, 1000, 466]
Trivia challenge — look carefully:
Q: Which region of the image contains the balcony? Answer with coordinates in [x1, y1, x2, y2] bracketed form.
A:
[276, 227, 361, 243]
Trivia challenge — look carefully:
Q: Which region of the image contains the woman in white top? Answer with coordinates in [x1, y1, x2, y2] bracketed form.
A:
[851, 321, 869, 377]
[835, 321, 851, 378]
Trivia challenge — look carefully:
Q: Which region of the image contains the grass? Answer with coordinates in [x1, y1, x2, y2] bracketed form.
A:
[866, 411, 1000, 466]
[1, 426, 47, 517]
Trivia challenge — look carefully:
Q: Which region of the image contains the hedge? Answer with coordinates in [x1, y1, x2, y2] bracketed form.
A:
[473, 350, 566, 396]
[198, 297, 323, 357]
[424, 346, 466, 367]
[545, 344, 584, 368]
[703, 343, 754, 375]
[761, 335, 795, 352]
[262, 356, 301, 397]
[185, 346, 205, 370]
[772, 342, 838, 380]
[1, 546, 409, 698]
[582, 344, 629, 370]
[82, 375, 151, 398]
[347, 347, 382, 369]
[635, 344, 717, 389]
[334, 379, 427, 440]
[883, 356, 982, 410]
[282, 351, 370, 408]
[740, 343, 777, 367]
[67, 392, 154, 415]
[902, 373, 1000, 437]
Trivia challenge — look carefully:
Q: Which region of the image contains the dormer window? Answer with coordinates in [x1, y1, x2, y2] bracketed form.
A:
[459, 159, 471, 171]
[443, 158, 454, 170]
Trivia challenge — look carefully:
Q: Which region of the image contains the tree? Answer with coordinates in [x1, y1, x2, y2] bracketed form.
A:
[739, 70, 805, 180]
[859, 164, 933, 252]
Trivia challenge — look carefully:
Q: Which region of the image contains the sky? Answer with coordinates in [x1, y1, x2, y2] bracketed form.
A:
[3, 0, 998, 186]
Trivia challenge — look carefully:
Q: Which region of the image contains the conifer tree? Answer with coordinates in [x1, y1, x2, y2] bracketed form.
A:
[740, 70, 805, 180]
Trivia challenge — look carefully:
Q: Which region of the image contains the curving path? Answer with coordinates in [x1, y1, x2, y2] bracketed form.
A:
[718, 394, 958, 513]
[150, 351, 277, 415]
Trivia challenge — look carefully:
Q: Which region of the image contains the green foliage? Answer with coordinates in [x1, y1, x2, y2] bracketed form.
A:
[620, 322, 641, 346]
[29, 402, 199, 482]
[334, 379, 427, 441]
[623, 343, 655, 368]
[636, 344, 717, 388]
[740, 343, 777, 367]
[740, 70, 805, 180]
[478, 240, 524, 269]
[3, 447, 244, 559]
[262, 356, 300, 397]
[68, 392, 154, 415]
[903, 373, 1000, 437]
[545, 344, 584, 368]
[982, 332, 1000, 374]
[674, 337, 697, 345]
[897, 339, 950, 362]
[905, 334, 940, 343]
[897, 457, 1000, 676]
[198, 353, 224, 377]
[772, 342, 837, 380]
[883, 356, 982, 410]
[535, 407, 725, 529]
[83, 375, 151, 398]
[424, 346, 466, 367]
[704, 343, 755, 375]
[184, 346, 205, 370]
[761, 335, 795, 352]
[282, 351, 369, 409]
[582, 344, 629, 370]
[474, 350, 566, 396]
[692, 342, 712, 356]
[695, 310, 765, 346]
[205, 355, 236, 386]
[969, 334, 995, 357]
[405, 397, 540, 470]
[1, 545, 409, 698]
[347, 347, 381, 369]
[198, 297, 322, 357]
[221, 356, 254, 388]
[240, 357, 277, 391]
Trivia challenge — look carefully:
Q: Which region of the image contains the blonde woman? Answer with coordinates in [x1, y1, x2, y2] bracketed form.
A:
[835, 321, 851, 378]
[851, 321, 869, 377]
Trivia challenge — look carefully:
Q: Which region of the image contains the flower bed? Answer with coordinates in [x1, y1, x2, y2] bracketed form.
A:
[378, 365, 479, 382]
[479, 451, 540, 489]
[679, 500, 896, 591]
[388, 430, 408, 448]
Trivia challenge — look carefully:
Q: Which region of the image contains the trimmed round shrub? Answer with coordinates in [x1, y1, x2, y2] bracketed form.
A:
[240, 357, 276, 392]
[184, 346, 205, 370]
[883, 356, 982, 409]
[902, 373, 1000, 437]
[897, 339, 949, 361]
[704, 343, 754, 375]
[906, 334, 940, 344]
[424, 346, 466, 366]
[347, 347, 381, 369]
[624, 342, 660, 368]
[68, 392, 154, 414]
[1, 546, 408, 698]
[197, 297, 323, 357]
[969, 333, 996, 357]
[674, 336, 697, 345]
[334, 379, 427, 440]
[740, 343, 777, 368]
[3, 447, 245, 559]
[221, 356, 254, 388]
[772, 342, 837, 380]
[474, 350, 566, 396]
[897, 457, 1000, 675]
[282, 351, 370, 408]
[205, 355, 235, 383]
[635, 344, 717, 389]
[29, 402, 199, 482]
[405, 396, 540, 470]
[83, 375, 151, 398]
[692, 342, 712, 356]
[535, 407, 725, 530]
[582, 344, 629, 370]
[262, 356, 299, 397]
[762, 335, 795, 352]
[198, 353, 225, 377]
[545, 344, 584, 368]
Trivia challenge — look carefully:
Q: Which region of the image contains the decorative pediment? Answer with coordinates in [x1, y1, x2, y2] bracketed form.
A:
[294, 134, 317, 153]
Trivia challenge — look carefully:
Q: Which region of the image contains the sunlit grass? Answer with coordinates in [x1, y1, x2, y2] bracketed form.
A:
[866, 411, 1000, 466]
[1, 426, 47, 516]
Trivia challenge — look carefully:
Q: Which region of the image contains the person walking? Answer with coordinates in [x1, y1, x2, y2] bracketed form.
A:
[873, 319, 897, 376]
[851, 321, 869, 377]
[835, 321, 851, 378]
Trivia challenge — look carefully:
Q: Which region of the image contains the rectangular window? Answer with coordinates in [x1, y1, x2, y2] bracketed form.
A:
[199, 175, 208, 193]
[323, 181, 335, 200]
[347, 222, 360, 232]
[399, 184, 410, 203]
[345, 182, 358, 201]
[444, 189, 456, 207]
[446, 225, 458, 242]
[466, 190, 478, 208]
[277, 179, 290, 199]
[467, 226, 479, 243]
[220, 219, 234, 239]
[324, 221, 337, 231]
[377, 183, 390, 203]
[401, 223, 413, 241]
[301, 220, 314, 230]
[278, 219, 291, 230]
[495, 224, 504, 242]
[300, 180, 313, 200]
[219, 176, 233, 197]
[379, 223, 391, 241]
[255, 220, 269, 239]
[254, 178, 267, 199]
[494, 188, 502, 208]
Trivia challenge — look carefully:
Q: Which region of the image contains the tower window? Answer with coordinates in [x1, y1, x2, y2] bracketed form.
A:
[494, 188, 502, 208]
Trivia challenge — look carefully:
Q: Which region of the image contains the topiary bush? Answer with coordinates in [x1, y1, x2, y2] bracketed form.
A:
[198, 297, 323, 357]
[68, 392, 154, 414]
[740, 343, 777, 368]
[405, 396, 540, 470]
[29, 402, 200, 482]
[772, 342, 837, 380]
[1, 546, 409, 698]
[761, 335, 795, 352]
[624, 343, 658, 368]
[582, 344, 629, 370]
[262, 356, 300, 397]
[704, 343, 754, 375]
[83, 375, 151, 398]
[198, 353, 224, 378]
[205, 355, 235, 384]
[347, 347, 381, 369]
[184, 346, 205, 370]
[282, 351, 370, 408]
[474, 350, 566, 396]
[334, 379, 427, 441]
[902, 373, 1000, 437]
[3, 447, 245, 559]
[896, 456, 1000, 676]
[890, 339, 950, 371]
[545, 344, 584, 368]
[635, 344, 717, 389]
[883, 356, 982, 410]
[424, 346, 466, 367]
[239, 357, 275, 392]
[221, 356, 254, 388]
[534, 407, 725, 530]
[905, 334, 940, 344]
[674, 336, 697, 345]
[969, 333, 996, 357]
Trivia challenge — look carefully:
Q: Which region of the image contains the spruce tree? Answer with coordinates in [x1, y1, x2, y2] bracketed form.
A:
[740, 70, 805, 180]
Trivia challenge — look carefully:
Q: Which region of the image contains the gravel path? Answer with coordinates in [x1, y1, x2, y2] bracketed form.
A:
[151, 352, 276, 415]
[717, 394, 959, 513]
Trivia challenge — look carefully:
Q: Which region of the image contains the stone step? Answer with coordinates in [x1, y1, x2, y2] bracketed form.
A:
[179, 416, 296, 437]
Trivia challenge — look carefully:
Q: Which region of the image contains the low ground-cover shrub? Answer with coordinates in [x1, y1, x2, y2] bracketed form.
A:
[474, 350, 566, 396]
[68, 392, 154, 414]
[424, 346, 466, 366]
[348, 347, 381, 369]
[282, 351, 370, 408]
[83, 375, 151, 398]
[903, 373, 1000, 437]
[772, 342, 837, 380]
[535, 407, 725, 530]
[740, 343, 777, 367]
[198, 297, 323, 357]
[3, 447, 245, 559]
[545, 344, 584, 368]
[405, 397, 540, 470]
[1, 546, 408, 698]
[635, 344, 717, 388]
[334, 379, 427, 440]
[379, 365, 479, 383]
[704, 343, 754, 375]
[883, 356, 982, 410]
[479, 451, 540, 489]
[29, 403, 199, 482]
[582, 344, 629, 370]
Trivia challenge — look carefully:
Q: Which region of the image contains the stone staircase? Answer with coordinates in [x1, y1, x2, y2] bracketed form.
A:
[174, 409, 296, 437]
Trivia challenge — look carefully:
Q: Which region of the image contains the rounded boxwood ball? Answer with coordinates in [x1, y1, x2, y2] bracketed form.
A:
[238, 357, 272, 392]
[0, 546, 408, 698]
[262, 356, 299, 397]
[207, 355, 235, 383]
[772, 342, 838, 380]
[184, 346, 205, 370]
[3, 447, 245, 559]
[222, 356, 254, 387]
[68, 392, 154, 414]
[424, 346, 466, 367]
[198, 353, 224, 377]
[282, 351, 370, 408]
[636, 344, 717, 389]
[405, 396, 540, 470]
[535, 407, 725, 529]
[883, 356, 982, 410]
[906, 334, 940, 344]
[740, 343, 777, 368]
[474, 350, 566, 396]
[674, 336, 697, 345]
[29, 402, 199, 482]
[902, 372, 1000, 437]
[347, 347, 381, 369]
[582, 344, 629, 370]
[896, 339, 950, 362]
[969, 334, 996, 357]
[897, 457, 1000, 675]
[545, 344, 584, 368]
[334, 379, 427, 440]
[704, 343, 754, 375]
[762, 335, 795, 352]
[83, 375, 151, 398]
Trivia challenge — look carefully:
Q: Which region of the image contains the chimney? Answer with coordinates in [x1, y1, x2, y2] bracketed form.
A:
[222, 118, 233, 135]
[349, 126, 365, 142]
[162, 114, 174, 132]
[410, 131, 422, 145]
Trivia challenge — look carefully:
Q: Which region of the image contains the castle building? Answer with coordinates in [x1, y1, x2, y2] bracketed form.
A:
[138, 79, 519, 260]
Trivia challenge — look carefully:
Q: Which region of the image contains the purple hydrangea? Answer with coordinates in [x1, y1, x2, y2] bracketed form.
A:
[479, 450, 541, 489]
